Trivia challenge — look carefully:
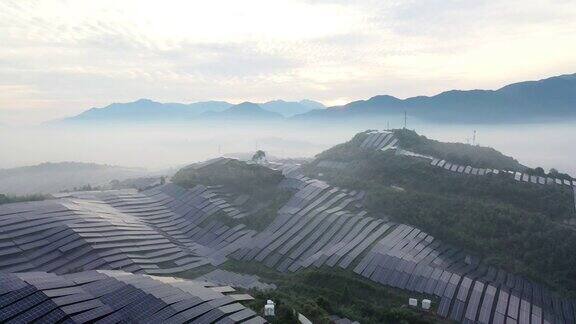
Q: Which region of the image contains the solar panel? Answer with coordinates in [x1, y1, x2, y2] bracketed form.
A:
[538, 176, 546, 185]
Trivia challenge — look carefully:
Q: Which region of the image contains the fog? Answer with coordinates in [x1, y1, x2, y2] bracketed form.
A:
[1, 121, 575, 175]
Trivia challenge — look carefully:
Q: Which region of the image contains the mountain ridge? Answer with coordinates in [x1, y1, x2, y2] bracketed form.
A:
[295, 73, 576, 123]
[200, 102, 284, 120]
[52, 72, 576, 125]
[56, 98, 323, 124]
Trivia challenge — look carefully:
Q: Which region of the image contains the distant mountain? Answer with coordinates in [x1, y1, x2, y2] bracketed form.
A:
[201, 102, 284, 121]
[260, 99, 325, 117]
[293, 73, 576, 123]
[56, 98, 322, 124]
[0, 162, 149, 195]
[57, 99, 232, 124]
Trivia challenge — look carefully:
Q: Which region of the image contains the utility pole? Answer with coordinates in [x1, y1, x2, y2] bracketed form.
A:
[473, 130, 477, 146]
[403, 111, 407, 129]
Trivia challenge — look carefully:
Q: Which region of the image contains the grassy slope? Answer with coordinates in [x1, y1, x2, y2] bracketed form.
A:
[305, 131, 576, 296]
[173, 159, 284, 196]
[171, 157, 448, 323]
[223, 261, 447, 324]
[394, 129, 524, 170]
[172, 159, 291, 231]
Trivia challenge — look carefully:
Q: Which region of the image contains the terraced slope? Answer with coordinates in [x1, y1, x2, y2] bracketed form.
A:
[2, 154, 576, 323]
[0, 270, 265, 323]
[0, 185, 257, 275]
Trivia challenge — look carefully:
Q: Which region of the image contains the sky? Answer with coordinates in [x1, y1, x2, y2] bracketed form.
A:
[1, 0, 575, 124]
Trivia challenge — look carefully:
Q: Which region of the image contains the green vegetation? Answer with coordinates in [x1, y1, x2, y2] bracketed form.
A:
[252, 150, 267, 163]
[0, 193, 47, 205]
[304, 130, 576, 296]
[394, 129, 524, 171]
[173, 158, 283, 197]
[223, 261, 445, 324]
[173, 158, 291, 231]
[242, 190, 292, 231]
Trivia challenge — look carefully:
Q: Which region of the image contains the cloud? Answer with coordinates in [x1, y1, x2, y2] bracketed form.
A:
[0, 0, 575, 124]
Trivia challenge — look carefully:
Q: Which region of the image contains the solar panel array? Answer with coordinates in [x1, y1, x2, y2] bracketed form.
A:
[429, 158, 504, 178]
[359, 130, 399, 151]
[0, 270, 265, 323]
[359, 130, 576, 215]
[269, 173, 576, 323]
[3, 151, 576, 323]
[232, 174, 388, 273]
[358, 130, 575, 192]
[329, 314, 360, 324]
[195, 269, 277, 291]
[0, 184, 257, 275]
[429, 159, 576, 215]
[354, 223, 576, 324]
[316, 160, 349, 170]
[429, 158, 576, 190]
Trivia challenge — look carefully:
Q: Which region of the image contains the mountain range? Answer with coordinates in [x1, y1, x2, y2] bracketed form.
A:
[56, 73, 576, 125]
[296, 73, 576, 123]
[58, 99, 324, 124]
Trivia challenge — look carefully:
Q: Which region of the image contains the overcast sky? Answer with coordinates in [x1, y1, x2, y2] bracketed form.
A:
[1, 0, 575, 124]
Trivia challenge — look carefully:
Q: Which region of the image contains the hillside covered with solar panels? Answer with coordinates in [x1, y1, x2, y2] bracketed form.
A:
[2, 130, 576, 323]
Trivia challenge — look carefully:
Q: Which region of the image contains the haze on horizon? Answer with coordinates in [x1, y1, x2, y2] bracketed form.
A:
[1, 0, 576, 125]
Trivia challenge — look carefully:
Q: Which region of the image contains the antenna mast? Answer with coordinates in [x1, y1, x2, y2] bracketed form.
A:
[403, 111, 407, 129]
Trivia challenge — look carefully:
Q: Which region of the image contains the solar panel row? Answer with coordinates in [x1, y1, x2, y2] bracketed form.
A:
[195, 269, 277, 291]
[427, 157, 576, 191]
[352, 221, 576, 324]
[316, 160, 349, 170]
[359, 131, 397, 151]
[0, 270, 264, 323]
[2, 154, 575, 324]
[0, 184, 257, 275]
[232, 174, 391, 273]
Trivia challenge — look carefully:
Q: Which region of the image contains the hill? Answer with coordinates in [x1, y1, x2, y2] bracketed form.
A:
[173, 157, 284, 195]
[293, 73, 576, 123]
[200, 102, 284, 121]
[59, 99, 232, 124]
[0, 161, 149, 195]
[3, 149, 575, 322]
[173, 157, 290, 230]
[304, 129, 576, 296]
[260, 99, 325, 117]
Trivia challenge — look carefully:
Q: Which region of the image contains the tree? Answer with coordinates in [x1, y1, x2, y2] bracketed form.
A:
[549, 168, 559, 175]
[252, 150, 266, 163]
[533, 167, 545, 176]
